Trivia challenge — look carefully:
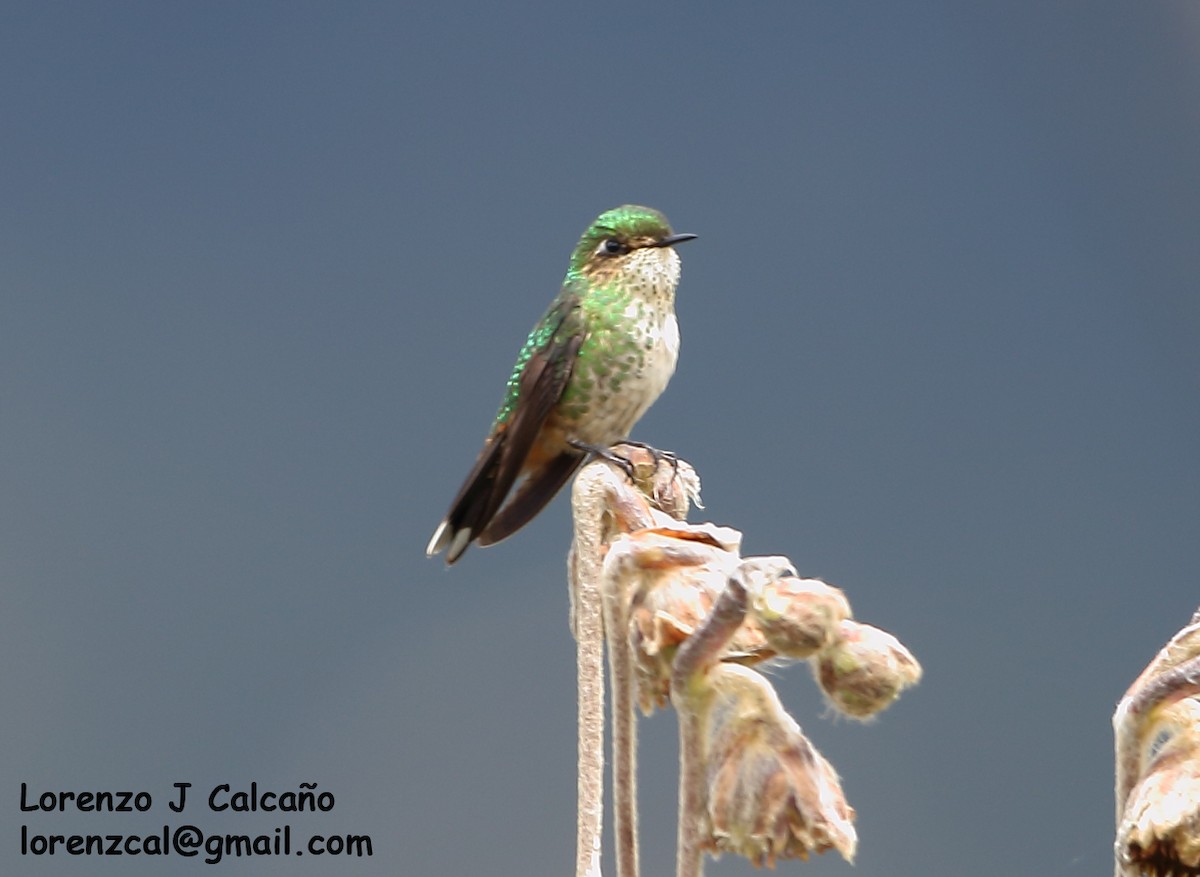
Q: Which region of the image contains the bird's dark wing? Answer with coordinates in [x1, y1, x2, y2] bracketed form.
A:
[427, 293, 584, 564]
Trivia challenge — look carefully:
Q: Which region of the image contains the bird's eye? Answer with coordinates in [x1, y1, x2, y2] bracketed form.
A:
[599, 238, 629, 256]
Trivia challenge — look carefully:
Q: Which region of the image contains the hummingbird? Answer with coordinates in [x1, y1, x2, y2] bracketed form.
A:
[426, 204, 697, 564]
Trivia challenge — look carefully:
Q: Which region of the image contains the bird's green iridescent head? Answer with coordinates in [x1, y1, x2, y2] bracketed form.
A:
[566, 205, 696, 282]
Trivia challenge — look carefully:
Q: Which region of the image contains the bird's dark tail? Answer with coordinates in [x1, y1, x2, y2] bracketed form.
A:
[477, 450, 584, 547]
[427, 438, 586, 564]
[428, 321, 584, 564]
[426, 432, 514, 564]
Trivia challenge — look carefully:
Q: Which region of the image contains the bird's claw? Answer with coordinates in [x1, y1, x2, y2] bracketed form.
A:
[617, 440, 679, 479]
[569, 439, 639, 482]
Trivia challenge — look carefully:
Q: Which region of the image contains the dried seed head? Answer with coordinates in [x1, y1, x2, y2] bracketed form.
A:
[609, 443, 702, 520]
[1118, 698, 1200, 876]
[622, 539, 767, 712]
[750, 575, 852, 659]
[817, 620, 922, 719]
[701, 665, 857, 866]
[629, 561, 725, 712]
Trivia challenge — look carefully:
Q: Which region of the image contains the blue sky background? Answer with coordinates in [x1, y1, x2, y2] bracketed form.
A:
[3, 3, 1199, 875]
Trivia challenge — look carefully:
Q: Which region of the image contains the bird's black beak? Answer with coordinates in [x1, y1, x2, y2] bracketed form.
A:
[655, 233, 698, 247]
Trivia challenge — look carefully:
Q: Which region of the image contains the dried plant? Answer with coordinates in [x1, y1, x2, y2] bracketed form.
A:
[569, 447, 920, 877]
[1115, 609, 1200, 877]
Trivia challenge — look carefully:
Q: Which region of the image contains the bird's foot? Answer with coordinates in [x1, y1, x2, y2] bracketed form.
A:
[568, 439, 641, 482]
[616, 440, 679, 479]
